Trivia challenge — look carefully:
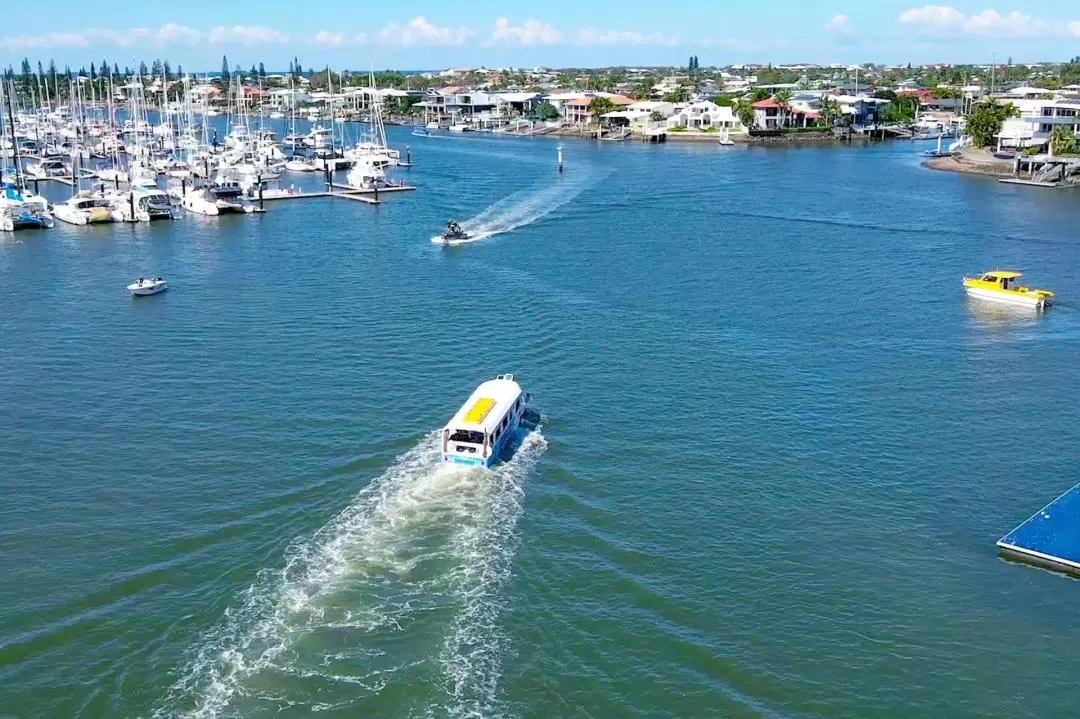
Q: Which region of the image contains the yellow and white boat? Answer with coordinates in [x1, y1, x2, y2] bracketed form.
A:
[962, 270, 1054, 310]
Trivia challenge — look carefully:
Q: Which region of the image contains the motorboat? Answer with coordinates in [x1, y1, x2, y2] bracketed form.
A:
[165, 160, 193, 179]
[344, 158, 386, 190]
[128, 276, 168, 296]
[268, 111, 285, 120]
[179, 182, 254, 216]
[963, 270, 1054, 310]
[52, 192, 117, 225]
[24, 157, 70, 179]
[114, 187, 181, 222]
[440, 219, 469, 242]
[441, 374, 532, 467]
[285, 155, 317, 172]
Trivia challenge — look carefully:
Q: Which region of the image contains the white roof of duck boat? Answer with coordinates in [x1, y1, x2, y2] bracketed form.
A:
[447, 375, 522, 433]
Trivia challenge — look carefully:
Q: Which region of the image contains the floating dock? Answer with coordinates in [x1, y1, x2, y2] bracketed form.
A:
[997, 482, 1080, 576]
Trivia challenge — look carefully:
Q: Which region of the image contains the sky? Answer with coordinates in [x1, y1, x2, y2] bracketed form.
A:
[1, 1, 1079, 71]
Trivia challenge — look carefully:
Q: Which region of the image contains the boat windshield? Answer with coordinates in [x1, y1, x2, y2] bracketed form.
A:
[449, 429, 485, 444]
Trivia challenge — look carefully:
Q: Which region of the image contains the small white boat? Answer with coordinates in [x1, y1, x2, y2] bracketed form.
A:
[128, 276, 168, 296]
[285, 156, 317, 172]
[268, 111, 285, 119]
[442, 374, 532, 467]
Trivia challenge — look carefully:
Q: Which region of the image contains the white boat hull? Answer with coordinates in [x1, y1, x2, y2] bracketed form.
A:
[128, 281, 168, 296]
[965, 286, 1051, 309]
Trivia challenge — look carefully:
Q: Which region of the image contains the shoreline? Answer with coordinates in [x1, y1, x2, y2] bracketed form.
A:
[921, 154, 1016, 178]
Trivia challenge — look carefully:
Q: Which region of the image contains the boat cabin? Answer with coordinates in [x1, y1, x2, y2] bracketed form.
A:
[442, 375, 528, 467]
[978, 270, 1023, 290]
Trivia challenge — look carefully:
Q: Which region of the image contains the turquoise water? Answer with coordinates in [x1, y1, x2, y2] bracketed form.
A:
[2, 128, 1080, 718]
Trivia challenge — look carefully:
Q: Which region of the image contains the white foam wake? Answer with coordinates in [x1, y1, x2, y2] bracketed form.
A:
[154, 429, 545, 718]
[431, 171, 599, 245]
[435, 431, 547, 719]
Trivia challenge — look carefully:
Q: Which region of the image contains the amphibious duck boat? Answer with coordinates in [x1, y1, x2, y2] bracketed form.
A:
[442, 374, 531, 467]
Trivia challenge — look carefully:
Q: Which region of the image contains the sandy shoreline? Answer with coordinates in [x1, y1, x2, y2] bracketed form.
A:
[921, 155, 1016, 177]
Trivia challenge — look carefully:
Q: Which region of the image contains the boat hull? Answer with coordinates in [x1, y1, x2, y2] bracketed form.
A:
[128, 283, 168, 296]
[964, 286, 1051, 309]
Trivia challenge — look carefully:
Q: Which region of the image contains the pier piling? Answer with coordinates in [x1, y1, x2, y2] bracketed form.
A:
[557, 144, 564, 173]
[406, 145, 412, 167]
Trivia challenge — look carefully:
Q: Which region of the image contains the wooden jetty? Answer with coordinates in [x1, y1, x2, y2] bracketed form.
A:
[257, 183, 416, 206]
[998, 481, 1080, 576]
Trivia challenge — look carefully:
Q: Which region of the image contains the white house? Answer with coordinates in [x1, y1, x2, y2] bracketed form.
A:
[998, 96, 1080, 148]
[627, 100, 674, 118]
[667, 101, 742, 131]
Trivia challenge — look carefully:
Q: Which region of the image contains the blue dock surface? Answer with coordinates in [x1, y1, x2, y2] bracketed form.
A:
[998, 482, 1080, 576]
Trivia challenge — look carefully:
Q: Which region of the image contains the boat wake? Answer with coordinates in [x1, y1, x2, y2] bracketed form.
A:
[154, 429, 546, 719]
[431, 171, 599, 246]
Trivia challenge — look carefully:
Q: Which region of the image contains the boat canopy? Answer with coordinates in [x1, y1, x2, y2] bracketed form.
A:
[446, 376, 523, 434]
[984, 270, 1023, 279]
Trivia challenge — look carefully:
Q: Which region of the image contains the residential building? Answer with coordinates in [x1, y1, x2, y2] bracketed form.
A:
[667, 101, 742, 131]
[751, 98, 821, 129]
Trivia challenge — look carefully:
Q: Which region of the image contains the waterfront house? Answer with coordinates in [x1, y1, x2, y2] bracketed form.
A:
[998, 96, 1080, 148]
[563, 95, 633, 125]
[667, 101, 742, 131]
[751, 98, 821, 129]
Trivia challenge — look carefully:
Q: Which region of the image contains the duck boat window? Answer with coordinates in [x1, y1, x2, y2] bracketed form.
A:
[449, 429, 485, 444]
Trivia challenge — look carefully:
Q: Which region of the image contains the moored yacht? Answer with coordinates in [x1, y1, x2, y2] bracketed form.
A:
[113, 186, 181, 222]
[344, 159, 386, 190]
[52, 192, 118, 224]
[1, 183, 55, 231]
[442, 374, 531, 467]
[177, 182, 253, 215]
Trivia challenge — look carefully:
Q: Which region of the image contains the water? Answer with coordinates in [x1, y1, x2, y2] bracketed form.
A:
[3, 128, 1080, 718]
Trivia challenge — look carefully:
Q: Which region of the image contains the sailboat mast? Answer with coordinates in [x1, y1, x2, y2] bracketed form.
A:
[5, 79, 25, 189]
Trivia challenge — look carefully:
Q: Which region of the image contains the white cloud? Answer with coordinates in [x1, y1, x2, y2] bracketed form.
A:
[0, 31, 89, 49]
[379, 16, 475, 46]
[899, 5, 1080, 37]
[491, 17, 562, 45]
[899, 5, 965, 28]
[825, 14, 850, 31]
[155, 23, 201, 45]
[0, 24, 202, 50]
[313, 30, 368, 46]
[208, 25, 289, 45]
[576, 28, 680, 45]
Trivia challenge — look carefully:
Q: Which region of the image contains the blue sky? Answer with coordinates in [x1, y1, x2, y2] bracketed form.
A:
[1, 1, 1079, 71]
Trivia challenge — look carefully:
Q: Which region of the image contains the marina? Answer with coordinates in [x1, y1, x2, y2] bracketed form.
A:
[3, 42, 1080, 719]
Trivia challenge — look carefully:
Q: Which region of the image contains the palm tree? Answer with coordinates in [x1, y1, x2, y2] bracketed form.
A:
[735, 98, 756, 129]
[818, 96, 843, 127]
[772, 89, 793, 128]
[590, 96, 617, 125]
[1049, 124, 1077, 156]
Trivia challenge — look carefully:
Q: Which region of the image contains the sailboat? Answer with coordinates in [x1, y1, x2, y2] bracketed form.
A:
[1, 79, 54, 231]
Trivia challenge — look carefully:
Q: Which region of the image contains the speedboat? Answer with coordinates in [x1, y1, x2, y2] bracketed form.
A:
[128, 276, 168, 296]
[963, 270, 1054, 310]
[439, 219, 469, 243]
[441, 374, 532, 467]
